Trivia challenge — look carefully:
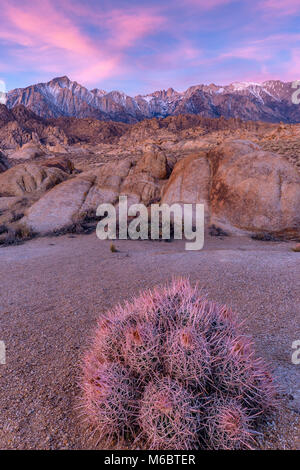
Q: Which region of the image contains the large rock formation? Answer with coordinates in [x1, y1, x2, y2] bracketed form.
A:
[0, 104, 69, 150]
[1, 136, 299, 240]
[20, 147, 170, 233]
[134, 144, 170, 179]
[162, 140, 300, 237]
[209, 140, 300, 237]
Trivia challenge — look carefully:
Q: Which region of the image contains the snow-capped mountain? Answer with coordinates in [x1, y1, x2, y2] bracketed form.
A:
[6, 76, 300, 123]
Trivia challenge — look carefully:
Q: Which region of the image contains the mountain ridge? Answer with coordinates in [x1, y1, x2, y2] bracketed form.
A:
[5, 76, 300, 124]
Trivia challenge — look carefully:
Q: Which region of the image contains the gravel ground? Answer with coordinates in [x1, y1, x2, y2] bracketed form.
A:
[0, 233, 299, 449]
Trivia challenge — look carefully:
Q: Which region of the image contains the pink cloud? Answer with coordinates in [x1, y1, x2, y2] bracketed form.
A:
[260, 0, 300, 16]
[106, 10, 165, 48]
[0, 0, 165, 85]
[181, 0, 233, 9]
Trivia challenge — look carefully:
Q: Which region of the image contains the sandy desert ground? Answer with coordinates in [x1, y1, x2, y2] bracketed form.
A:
[0, 232, 299, 449]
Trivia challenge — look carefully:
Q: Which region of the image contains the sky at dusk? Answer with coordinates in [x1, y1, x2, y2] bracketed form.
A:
[0, 0, 300, 95]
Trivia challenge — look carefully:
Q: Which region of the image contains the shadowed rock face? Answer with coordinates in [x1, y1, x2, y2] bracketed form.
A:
[0, 151, 10, 173]
[0, 104, 69, 150]
[6, 76, 300, 124]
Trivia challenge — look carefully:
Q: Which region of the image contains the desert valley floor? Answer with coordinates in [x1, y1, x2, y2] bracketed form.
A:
[0, 233, 299, 449]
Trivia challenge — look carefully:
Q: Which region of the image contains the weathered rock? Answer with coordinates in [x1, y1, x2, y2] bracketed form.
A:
[41, 156, 74, 174]
[22, 176, 93, 234]
[0, 196, 25, 211]
[11, 138, 300, 239]
[0, 162, 68, 196]
[46, 143, 66, 153]
[22, 159, 136, 233]
[161, 140, 300, 237]
[9, 142, 45, 160]
[79, 159, 133, 212]
[135, 145, 169, 179]
[121, 173, 161, 205]
[161, 151, 211, 222]
[209, 140, 300, 236]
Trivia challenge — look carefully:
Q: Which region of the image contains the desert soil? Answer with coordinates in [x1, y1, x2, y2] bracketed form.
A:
[0, 233, 299, 449]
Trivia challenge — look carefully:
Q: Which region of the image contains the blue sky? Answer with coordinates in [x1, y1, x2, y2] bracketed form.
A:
[0, 0, 300, 95]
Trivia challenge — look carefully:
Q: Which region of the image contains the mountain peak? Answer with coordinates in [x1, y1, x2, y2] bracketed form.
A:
[5, 77, 300, 124]
[50, 76, 72, 84]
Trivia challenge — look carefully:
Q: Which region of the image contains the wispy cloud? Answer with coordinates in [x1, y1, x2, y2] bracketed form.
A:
[181, 0, 233, 9]
[0, 0, 299, 93]
[259, 0, 300, 16]
[0, 0, 165, 85]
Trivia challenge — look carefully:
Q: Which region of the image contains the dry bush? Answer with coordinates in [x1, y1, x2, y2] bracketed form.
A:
[110, 242, 118, 253]
[0, 223, 35, 246]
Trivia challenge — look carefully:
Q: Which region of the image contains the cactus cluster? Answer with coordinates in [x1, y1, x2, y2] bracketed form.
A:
[81, 278, 277, 449]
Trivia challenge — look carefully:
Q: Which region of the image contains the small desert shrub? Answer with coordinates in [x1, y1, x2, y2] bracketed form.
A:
[0, 224, 7, 235]
[209, 224, 228, 237]
[0, 223, 34, 246]
[81, 278, 277, 450]
[251, 232, 279, 242]
[110, 242, 118, 253]
[52, 210, 99, 236]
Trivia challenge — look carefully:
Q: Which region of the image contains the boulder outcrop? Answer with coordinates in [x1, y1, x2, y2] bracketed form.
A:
[2, 139, 299, 240]
[209, 140, 300, 236]
[161, 151, 211, 222]
[162, 140, 300, 237]
[0, 162, 68, 197]
[9, 142, 45, 160]
[22, 176, 93, 234]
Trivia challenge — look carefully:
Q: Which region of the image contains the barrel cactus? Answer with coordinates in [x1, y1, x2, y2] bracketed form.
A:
[81, 278, 277, 449]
